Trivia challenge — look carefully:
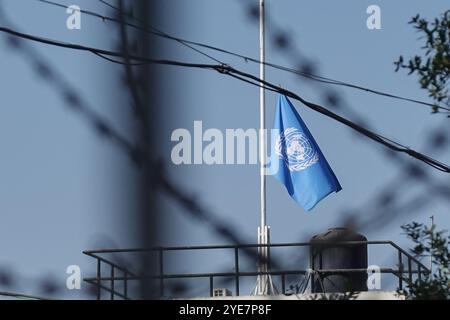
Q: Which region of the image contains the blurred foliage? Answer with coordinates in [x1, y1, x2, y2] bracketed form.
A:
[400, 222, 450, 300]
[395, 11, 450, 114]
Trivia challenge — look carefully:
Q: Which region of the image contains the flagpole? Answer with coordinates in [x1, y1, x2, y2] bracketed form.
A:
[256, 0, 268, 296]
[259, 0, 266, 233]
[252, 0, 278, 296]
[253, 0, 277, 296]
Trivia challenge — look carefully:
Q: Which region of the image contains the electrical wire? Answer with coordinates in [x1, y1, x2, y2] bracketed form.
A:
[0, 25, 449, 173]
[33, 0, 450, 114]
[0, 25, 219, 69]
[36, 0, 225, 64]
[0, 291, 48, 300]
[92, 51, 146, 66]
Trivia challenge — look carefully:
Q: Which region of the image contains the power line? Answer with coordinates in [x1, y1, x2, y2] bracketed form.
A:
[0, 25, 218, 69]
[230, 69, 450, 172]
[0, 25, 449, 173]
[92, 51, 146, 65]
[0, 291, 49, 300]
[35, 0, 225, 64]
[97, 0, 118, 11]
[34, 0, 450, 114]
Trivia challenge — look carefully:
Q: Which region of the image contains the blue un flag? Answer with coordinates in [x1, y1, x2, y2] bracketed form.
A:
[270, 95, 342, 211]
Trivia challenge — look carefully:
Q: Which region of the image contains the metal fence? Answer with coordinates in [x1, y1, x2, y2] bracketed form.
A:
[83, 240, 430, 300]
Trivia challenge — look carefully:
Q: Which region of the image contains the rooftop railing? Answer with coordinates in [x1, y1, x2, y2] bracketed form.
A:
[83, 240, 430, 300]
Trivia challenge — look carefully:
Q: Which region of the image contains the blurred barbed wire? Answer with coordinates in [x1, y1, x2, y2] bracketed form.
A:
[0, 0, 448, 299]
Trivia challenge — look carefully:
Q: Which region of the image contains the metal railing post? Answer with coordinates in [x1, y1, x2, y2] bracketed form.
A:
[310, 247, 315, 292]
[209, 276, 214, 297]
[418, 264, 422, 282]
[398, 250, 403, 290]
[124, 270, 128, 300]
[159, 248, 164, 297]
[408, 257, 413, 284]
[96, 259, 101, 300]
[110, 266, 115, 300]
[234, 247, 240, 296]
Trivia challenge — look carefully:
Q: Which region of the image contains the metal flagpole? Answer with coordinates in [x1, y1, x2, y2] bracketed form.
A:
[259, 0, 266, 233]
[252, 0, 277, 296]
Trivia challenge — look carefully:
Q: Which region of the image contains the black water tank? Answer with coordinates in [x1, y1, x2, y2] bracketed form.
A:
[310, 228, 368, 293]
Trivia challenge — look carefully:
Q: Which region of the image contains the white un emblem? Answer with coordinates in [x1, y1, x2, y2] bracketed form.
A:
[275, 127, 319, 171]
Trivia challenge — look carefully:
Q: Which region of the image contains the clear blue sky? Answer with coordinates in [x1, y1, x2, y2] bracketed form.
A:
[0, 0, 448, 298]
